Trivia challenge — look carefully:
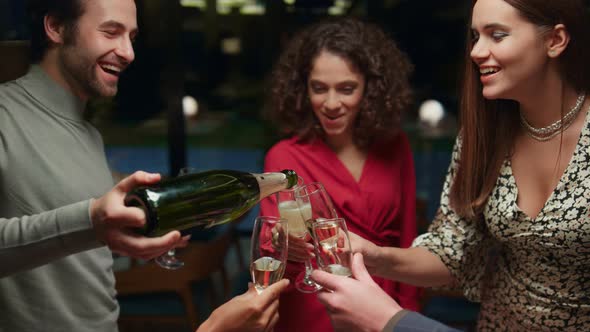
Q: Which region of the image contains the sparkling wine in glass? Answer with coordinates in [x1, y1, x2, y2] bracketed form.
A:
[311, 218, 352, 277]
[250, 216, 288, 293]
[278, 200, 311, 238]
[276, 181, 322, 293]
[293, 182, 338, 292]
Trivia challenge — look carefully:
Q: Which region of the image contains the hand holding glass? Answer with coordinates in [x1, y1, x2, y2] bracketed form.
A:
[250, 216, 289, 294]
[311, 218, 352, 277]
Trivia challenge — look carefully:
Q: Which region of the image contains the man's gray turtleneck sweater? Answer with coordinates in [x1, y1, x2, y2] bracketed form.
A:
[0, 65, 119, 332]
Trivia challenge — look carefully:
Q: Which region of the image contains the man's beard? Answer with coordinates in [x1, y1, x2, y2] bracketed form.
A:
[58, 35, 118, 98]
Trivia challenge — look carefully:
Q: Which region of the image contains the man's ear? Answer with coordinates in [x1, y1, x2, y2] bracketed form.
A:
[546, 23, 570, 58]
[44, 14, 65, 45]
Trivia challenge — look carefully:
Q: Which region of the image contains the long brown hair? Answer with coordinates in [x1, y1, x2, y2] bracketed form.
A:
[450, 0, 590, 218]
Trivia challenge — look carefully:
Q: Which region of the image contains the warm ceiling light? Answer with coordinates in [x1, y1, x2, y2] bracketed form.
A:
[180, 0, 207, 9]
[183, 96, 199, 118]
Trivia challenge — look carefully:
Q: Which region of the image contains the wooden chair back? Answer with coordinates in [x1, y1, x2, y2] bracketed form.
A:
[115, 227, 236, 330]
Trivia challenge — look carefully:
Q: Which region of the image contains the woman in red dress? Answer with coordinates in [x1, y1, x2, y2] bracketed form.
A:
[260, 17, 420, 332]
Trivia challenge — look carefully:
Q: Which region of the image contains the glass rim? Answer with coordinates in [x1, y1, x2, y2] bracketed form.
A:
[311, 217, 346, 228]
[255, 215, 288, 224]
[294, 182, 326, 198]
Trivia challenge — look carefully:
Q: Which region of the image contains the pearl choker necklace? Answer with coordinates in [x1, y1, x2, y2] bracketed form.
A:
[520, 93, 586, 142]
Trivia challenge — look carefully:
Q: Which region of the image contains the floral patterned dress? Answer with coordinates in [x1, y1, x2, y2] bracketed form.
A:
[413, 111, 590, 331]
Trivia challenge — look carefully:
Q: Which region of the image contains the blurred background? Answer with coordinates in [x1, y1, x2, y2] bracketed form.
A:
[1, 0, 486, 330]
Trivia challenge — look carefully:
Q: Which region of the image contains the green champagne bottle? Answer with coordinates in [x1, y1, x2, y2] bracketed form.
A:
[125, 169, 298, 237]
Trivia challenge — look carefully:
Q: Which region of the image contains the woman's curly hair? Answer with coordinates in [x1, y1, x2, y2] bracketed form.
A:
[266, 17, 414, 148]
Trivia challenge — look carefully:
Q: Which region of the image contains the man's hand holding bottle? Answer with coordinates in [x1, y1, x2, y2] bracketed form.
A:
[90, 171, 189, 260]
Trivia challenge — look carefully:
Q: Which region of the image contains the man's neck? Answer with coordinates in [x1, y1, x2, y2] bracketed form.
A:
[38, 53, 88, 103]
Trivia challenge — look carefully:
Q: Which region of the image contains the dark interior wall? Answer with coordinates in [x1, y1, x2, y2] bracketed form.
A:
[0, 0, 470, 104]
[0, 41, 30, 83]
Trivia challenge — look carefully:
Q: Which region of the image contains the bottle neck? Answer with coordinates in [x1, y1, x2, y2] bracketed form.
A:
[254, 172, 292, 200]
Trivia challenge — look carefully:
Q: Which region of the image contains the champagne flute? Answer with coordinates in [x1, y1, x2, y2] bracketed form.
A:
[276, 177, 322, 293]
[311, 218, 352, 277]
[293, 182, 338, 293]
[154, 167, 195, 269]
[250, 216, 289, 294]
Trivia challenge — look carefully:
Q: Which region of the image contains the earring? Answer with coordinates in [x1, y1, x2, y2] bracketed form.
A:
[548, 50, 557, 57]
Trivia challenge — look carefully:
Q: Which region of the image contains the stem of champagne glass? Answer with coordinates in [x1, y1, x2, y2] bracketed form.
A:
[303, 258, 314, 279]
[156, 248, 184, 270]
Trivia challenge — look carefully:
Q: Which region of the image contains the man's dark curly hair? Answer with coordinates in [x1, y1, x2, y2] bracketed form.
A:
[266, 17, 414, 148]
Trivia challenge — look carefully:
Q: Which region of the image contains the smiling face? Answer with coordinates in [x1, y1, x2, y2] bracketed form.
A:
[307, 50, 365, 144]
[470, 0, 551, 101]
[58, 0, 137, 99]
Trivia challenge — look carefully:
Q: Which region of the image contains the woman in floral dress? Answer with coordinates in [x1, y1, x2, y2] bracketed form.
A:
[347, 0, 590, 330]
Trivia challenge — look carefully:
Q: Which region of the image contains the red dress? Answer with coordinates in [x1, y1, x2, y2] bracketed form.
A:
[260, 134, 420, 332]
